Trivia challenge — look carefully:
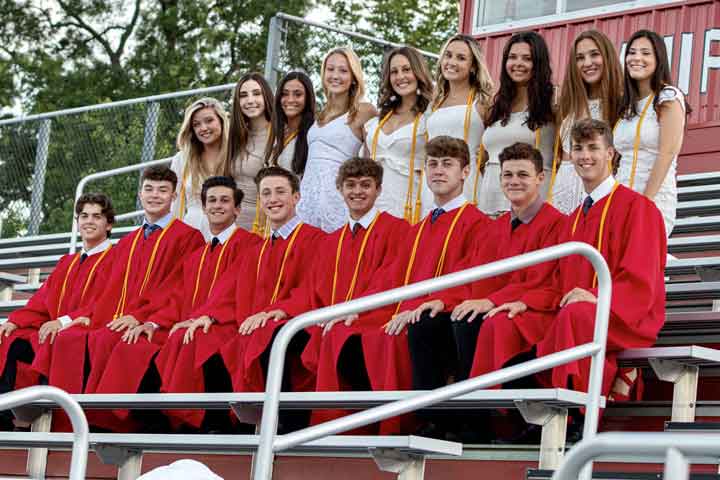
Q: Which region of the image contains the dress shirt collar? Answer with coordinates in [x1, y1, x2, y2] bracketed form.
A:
[587, 175, 616, 204]
[271, 215, 302, 240]
[82, 238, 112, 257]
[348, 207, 379, 231]
[432, 193, 466, 213]
[210, 223, 237, 245]
[142, 211, 173, 229]
[510, 194, 544, 225]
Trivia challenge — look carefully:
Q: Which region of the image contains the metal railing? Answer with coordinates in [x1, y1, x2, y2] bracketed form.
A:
[0, 386, 88, 480]
[254, 241, 612, 480]
[552, 431, 720, 480]
[68, 157, 172, 253]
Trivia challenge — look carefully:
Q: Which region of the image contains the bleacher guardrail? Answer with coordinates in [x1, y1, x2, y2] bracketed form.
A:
[255, 241, 612, 480]
[0, 385, 88, 480]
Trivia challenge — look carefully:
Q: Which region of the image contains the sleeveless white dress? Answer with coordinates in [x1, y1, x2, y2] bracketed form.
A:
[425, 102, 484, 213]
[615, 86, 685, 237]
[551, 99, 603, 214]
[479, 111, 556, 215]
[364, 114, 428, 219]
[275, 136, 296, 173]
[169, 152, 211, 240]
[298, 113, 362, 232]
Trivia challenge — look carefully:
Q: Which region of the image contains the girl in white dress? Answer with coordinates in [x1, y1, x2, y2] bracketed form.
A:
[426, 34, 494, 210]
[550, 30, 623, 214]
[615, 29, 689, 237]
[227, 72, 274, 233]
[479, 31, 556, 216]
[298, 47, 377, 232]
[267, 71, 316, 177]
[363, 46, 433, 222]
[170, 97, 230, 240]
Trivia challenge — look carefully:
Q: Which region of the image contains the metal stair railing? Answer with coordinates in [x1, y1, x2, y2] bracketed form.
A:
[551, 431, 720, 480]
[68, 157, 172, 254]
[0, 385, 88, 480]
[254, 241, 612, 480]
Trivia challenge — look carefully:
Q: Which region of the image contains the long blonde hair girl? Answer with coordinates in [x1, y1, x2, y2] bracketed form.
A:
[176, 97, 230, 196]
[317, 47, 366, 124]
[432, 34, 494, 111]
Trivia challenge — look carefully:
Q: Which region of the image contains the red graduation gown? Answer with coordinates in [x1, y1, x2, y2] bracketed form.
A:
[467, 203, 566, 378]
[4, 247, 115, 392]
[208, 222, 324, 395]
[323, 205, 489, 410]
[83, 220, 204, 395]
[92, 228, 258, 418]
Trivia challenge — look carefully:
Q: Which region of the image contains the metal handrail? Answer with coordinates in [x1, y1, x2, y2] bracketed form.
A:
[253, 241, 612, 480]
[551, 431, 720, 480]
[0, 386, 88, 479]
[69, 157, 172, 253]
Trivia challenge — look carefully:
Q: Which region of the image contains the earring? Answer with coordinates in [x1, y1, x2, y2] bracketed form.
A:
[416, 88, 421, 95]
[390, 94, 398, 102]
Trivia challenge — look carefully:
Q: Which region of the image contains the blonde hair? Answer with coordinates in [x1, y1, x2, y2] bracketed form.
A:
[432, 34, 494, 111]
[176, 97, 230, 196]
[559, 30, 623, 129]
[318, 47, 366, 124]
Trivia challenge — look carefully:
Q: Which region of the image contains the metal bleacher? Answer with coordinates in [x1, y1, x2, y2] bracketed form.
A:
[1, 173, 720, 479]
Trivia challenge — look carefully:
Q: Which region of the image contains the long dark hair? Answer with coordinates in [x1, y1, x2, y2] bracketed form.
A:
[486, 31, 554, 130]
[226, 72, 274, 175]
[619, 29, 691, 118]
[267, 71, 316, 175]
[377, 46, 433, 118]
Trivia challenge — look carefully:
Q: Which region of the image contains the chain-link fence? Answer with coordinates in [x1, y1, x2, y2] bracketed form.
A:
[0, 85, 235, 238]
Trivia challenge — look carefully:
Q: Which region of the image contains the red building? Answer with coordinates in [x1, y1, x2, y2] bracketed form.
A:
[461, 0, 720, 174]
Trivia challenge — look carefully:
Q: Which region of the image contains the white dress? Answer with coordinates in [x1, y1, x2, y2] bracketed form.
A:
[298, 114, 362, 232]
[425, 102, 485, 212]
[551, 99, 603, 214]
[479, 111, 556, 215]
[364, 114, 428, 219]
[615, 86, 684, 237]
[233, 127, 269, 231]
[169, 152, 211, 240]
[275, 136, 296, 173]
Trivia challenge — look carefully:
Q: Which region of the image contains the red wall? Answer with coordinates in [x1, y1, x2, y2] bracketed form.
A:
[463, 0, 720, 174]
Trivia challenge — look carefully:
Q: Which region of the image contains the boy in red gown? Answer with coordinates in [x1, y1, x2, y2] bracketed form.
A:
[483, 119, 666, 404]
[0, 193, 116, 428]
[90, 177, 258, 429]
[160, 167, 323, 430]
[83, 165, 204, 401]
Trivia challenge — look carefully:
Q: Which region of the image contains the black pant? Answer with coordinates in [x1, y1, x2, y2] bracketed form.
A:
[407, 311, 481, 390]
[0, 339, 34, 394]
[337, 335, 371, 391]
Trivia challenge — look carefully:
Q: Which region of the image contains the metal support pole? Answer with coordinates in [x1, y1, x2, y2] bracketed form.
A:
[664, 447, 690, 480]
[264, 16, 286, 90]
[27, 410, 52, 479]
[28, 120, 51, 236]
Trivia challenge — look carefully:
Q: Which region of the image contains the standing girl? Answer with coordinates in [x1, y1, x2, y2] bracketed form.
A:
[298, 47, 377, 232]
[171, 97, 230, 239]
[615, 29, 688, 237]
[364, 46, 433, 222]
[227, 72, 274, 233]
[550, 30, 623, 214]
[426, 34, 494, 207]
[267, 71, 316, 177]
[478, 31, 556, 216]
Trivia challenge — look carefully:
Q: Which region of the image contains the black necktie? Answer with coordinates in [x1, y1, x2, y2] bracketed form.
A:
[143, 223, 161, 239]
[271, 233, 279, 246]
[351, 223, 362, 238]
[80, 253, 88, 264]
[431, 208, 445, 224]
[582, 196, 594, 215]
[510, 217, 522, 232]
[211, 237, 220, 251]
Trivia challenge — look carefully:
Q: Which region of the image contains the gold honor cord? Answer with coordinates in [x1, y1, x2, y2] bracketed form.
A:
[176, 160, 191, 221]
[570, 182, 619, 288]
[58, 244, 113, 318]
[56, 254, 80, 319]
[256, 223, 304, 304]
[625, 94, 655, 189]
[113, 219, 176, 320]
[190, 228, 240, 308]
[80, 245, 113, 300]
[546, 131, 562, 204]
[392, 203, 469, 315]
[330, 212, 380, 305]
[251, 126, 274, 236]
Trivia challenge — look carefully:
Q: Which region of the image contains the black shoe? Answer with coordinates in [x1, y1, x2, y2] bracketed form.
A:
[445, 424, 492, 444]
[566, 420, 583, 444]
[492, 423, 542, 445]
[414, 421, 447, 440]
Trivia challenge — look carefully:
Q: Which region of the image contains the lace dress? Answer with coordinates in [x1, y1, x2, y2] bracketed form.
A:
[297, 113, 362, 232]
[615, 86, 685, 237]
[550, 99, 603, 214]
[479, 111, 556, 215]
[233, 127, 269, 231]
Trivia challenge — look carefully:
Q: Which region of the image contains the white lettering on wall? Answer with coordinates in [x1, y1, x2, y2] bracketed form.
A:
[678, 32, 693, 95]
[702, 28, 720, 94]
